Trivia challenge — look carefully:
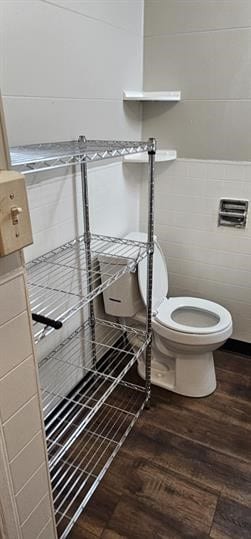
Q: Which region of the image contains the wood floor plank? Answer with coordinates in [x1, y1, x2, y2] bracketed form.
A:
[69, 525, 100, 539]
[139, 395, 251, 463]
[102, 499, 169, 539]
[210, 496, 251, 539]
[69, 486, 119, 539]
[192, 392, 250, 432]
[152, 387, 251, 432]
[121, 423, 251, 506]
[102, 530, 127, 539]
[101, 453, 217, 537]
[102, 494, 212, 539]
[215, 367, 251, 403]
[214, 350, 251, 377]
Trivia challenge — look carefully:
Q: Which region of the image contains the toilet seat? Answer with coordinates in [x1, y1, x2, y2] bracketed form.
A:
[155, 297, 232, 334]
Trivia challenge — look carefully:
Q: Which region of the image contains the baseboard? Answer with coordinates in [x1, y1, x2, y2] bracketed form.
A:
[220, 338, 251, 357]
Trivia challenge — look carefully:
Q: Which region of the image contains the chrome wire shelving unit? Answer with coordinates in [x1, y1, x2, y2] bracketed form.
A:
[10, 138, 149, 174]
[10, 137, 155, 539]
[27, 233, 148, 342]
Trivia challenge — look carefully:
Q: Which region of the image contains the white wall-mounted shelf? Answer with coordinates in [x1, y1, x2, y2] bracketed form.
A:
[123, 91, 181, 102]
[124, 150, 177, 163]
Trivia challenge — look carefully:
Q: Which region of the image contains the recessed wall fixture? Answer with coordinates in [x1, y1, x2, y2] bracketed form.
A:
[218, 199, 248, 228]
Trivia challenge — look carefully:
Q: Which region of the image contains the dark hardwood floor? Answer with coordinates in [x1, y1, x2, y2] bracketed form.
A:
[69, 349, 251, 538]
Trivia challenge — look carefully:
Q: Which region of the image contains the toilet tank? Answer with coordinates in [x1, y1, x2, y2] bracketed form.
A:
[99, 252, 142, 317]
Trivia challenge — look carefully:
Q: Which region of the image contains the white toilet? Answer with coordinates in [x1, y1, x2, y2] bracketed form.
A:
[100, 232, 233, 397]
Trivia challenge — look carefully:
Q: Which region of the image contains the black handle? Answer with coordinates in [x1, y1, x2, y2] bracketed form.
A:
[32, 313, 63, 330]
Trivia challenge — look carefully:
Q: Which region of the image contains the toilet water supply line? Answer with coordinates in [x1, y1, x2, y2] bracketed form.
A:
[145, 137, 156, 407]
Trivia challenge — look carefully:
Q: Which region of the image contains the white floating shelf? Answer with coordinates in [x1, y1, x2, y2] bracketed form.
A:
[124, 150, 177, 163]
[123, 91, 181, 102]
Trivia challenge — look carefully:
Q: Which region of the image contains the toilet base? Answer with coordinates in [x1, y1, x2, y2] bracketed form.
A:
[137, 350, 217, 397]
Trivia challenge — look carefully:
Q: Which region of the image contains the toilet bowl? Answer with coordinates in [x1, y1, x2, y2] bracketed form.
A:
[99, 232, 233, 397]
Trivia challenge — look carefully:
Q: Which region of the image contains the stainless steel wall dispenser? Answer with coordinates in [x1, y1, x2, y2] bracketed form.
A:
[218, 199, 248, 228]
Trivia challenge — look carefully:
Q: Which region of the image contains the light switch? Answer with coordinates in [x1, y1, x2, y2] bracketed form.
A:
[0, 171, 33, 256]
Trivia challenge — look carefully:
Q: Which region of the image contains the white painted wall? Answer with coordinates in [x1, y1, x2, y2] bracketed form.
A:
[144, 0, 251, 161]
[2, 0, 143, 145]
[1, 0, 144, 257]
[140, 159, 251, 342]
[1, 0, 144, 398]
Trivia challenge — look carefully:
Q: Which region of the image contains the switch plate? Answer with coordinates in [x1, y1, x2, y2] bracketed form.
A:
[0, 171, 33, 256]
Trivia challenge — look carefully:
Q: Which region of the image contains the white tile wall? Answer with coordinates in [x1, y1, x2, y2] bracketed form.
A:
[21, 494, 53, 539]
[16, 463, 49, 524]
[3, 396, 42, 461]
[0, 312, 33, 378]
[24, 161, 141, 263]
[140, 158, 251, 342]
[0, 274, 26, 326]
[0, 263, 56, 537]
[0, 356, 37, 422]
[37, 519, 55, 539]
[10, 431, 46, 494]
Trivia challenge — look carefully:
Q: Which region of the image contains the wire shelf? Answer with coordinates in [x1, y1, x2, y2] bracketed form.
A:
[39, 318, 149, 470]
[50, 382, 146, 539]
[27, 233, 148, 342]
[10, 139, 150, 174]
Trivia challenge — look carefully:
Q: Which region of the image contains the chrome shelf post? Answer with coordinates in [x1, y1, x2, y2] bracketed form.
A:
[145, 137, 156, 406]
[79, 136, 97, 370]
